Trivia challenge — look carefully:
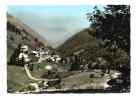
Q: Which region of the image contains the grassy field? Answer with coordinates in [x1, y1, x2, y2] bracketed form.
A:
[7, 64, 48, 92]
[61, 70, 119, 90]
[8, 63, 121, 93]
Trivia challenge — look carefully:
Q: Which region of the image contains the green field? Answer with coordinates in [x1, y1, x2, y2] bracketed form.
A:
[7, 64, 48, 92]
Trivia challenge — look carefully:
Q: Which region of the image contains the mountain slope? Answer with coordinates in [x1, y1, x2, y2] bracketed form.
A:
[7, 14, 47, 45]
[7, 14, 47, 62]
[57, 28, 99, 56]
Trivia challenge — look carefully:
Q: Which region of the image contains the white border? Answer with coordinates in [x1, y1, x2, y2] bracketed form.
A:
[0, 4, 7, 95]
[0, 0, 133, 5]
[0, 0, 136, 100]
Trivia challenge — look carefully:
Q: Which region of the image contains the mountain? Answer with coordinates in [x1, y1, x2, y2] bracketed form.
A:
[57, 28, 99, 56]
[7, 14, 47, 62]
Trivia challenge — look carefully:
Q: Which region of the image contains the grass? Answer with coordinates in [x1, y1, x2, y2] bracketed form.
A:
[7, 48, 14, 63]
[7, 63, 121, 93]
[7, 64, 48, 93]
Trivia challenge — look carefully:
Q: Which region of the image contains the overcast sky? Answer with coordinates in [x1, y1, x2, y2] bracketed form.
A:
[8, 5, 104, 48]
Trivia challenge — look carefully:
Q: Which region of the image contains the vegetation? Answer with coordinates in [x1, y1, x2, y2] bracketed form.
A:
[87, 5, 130, 53]
[7, 64, 48, 93]
[7, 5, 130, 93]
[57, 28, 99, 56]
[86, 5, 130, 73]
[57, 5, 130, 92]
[58, 5, 130, 71]
[7, 14, 50, 92]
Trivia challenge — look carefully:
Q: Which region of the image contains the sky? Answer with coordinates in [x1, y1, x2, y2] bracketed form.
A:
[8, 5, 104, 48]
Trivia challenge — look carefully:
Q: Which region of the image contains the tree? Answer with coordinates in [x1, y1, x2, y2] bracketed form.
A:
[87, 5, 130, 53]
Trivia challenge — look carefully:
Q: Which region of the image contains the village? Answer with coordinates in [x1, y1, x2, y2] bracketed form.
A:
[7, 42, 126, 93]
[7, 5, 130, 93]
